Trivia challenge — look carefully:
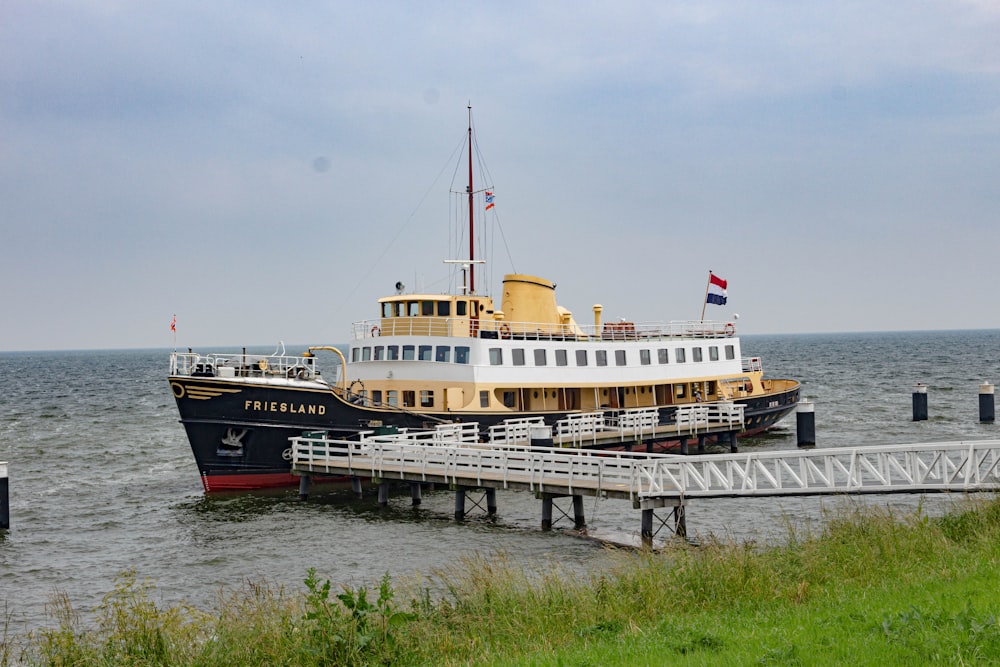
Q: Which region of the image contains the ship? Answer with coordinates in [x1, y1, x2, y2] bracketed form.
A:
[168, 109, 800, 492]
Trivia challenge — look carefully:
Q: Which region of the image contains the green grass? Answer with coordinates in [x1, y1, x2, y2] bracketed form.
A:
[5, 497, 1000, 666]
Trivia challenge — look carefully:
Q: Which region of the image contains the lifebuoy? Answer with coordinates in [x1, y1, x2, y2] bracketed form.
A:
[724, 322, 736, 337]
[371, 325, 381, 337]
[499, 323, 511, 339]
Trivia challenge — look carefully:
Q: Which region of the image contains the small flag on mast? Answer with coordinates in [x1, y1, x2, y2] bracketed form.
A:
[706, 273, 728, 306]
[485, 191, 495, 210]
[170, 315, 176, 332]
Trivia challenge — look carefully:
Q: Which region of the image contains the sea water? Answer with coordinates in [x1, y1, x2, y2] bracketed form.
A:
[1, 330, 999, 632]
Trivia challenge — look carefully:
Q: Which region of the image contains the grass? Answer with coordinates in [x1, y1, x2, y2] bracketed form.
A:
[4, 497, 1000, 665]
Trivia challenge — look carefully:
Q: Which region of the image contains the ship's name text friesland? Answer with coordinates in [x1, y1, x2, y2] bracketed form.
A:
[245, 400, 326, 415]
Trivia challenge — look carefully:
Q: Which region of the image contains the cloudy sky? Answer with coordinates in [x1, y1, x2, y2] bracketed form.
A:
[2, 1, 999, 352]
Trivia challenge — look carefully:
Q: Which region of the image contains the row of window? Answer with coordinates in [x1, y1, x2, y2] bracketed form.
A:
[350, 344, 736, 366]
[381, 299, 482, 318]
[491, 344, 735, 367]
[352, 345, 471, 363]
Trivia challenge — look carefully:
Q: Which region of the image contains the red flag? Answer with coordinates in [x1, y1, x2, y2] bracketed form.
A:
[170, 315, 176, 332]
[709, 273, 727, 289]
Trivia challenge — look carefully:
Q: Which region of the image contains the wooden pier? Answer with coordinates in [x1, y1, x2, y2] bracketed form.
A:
[290, 421, 1000, 546]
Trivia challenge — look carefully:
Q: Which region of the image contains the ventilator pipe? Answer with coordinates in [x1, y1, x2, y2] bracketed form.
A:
[593, 304, 603, 330]
[304, 346, 348, 391]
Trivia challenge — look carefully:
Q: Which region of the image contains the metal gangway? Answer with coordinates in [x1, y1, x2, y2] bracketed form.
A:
[289, 429, 1000, 543]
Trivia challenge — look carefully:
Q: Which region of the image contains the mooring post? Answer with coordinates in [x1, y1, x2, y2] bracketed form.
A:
[1, 462, 9, 530]
[679, 436, 688, 455]
[980, 382, 995, 423]
[541, 495, 554, 531]
[796, 400, 816, 447]
[351, 476, 363, 498]
[410, 482, 422, 506]
[377, 481, 390, 507]
[913, 383, 929, 421]
[454, 487, 466, 521]
[728, 430, 738, 453]
[297, 474, 311, 501]
[640, 509, 653, 548]
[572, 495, 586, 529]
[697, 434, 706, 454]
[485, 487, 497, 516]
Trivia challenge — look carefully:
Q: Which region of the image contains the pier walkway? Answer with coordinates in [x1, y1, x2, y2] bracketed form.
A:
[289, 424, 1000, 544]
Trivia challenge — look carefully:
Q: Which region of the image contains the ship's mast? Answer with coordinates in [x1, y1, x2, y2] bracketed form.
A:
[466, 104, 475, 294]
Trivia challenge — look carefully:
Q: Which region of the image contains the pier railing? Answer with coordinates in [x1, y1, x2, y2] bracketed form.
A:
[291, 431, 1000, 502]
[632, 440, 1000, 498]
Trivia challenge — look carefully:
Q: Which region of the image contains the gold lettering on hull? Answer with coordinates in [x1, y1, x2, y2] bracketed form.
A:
[244, 400, 326, 416]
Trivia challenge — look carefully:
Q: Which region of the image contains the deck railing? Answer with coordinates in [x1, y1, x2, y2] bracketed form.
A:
[169, 351, 322, 381]
[353, 318, 737, 341]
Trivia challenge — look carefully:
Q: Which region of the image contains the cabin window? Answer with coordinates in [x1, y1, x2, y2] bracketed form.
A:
[387, 345, 399, 360]
[374, 346, 385, 361]
[503, 391, 516, 407]
[556, 350, 568, 366]
[615, 350, 626, 366]
[361, 347, 372, 361]
[372, 390, 383, 404]
[386, 390, 398, 407]
[437, 301, 451, 316]
[402, 345, 415, 360]
[657, 348, 668, 364]
[402, 391, 415, 407]
[513, 349, 526, 366]
[408, 302, 419, 316]
[489, 348, 503, 365]
[420, 390, 434, 408]
[457, 301, 468, 316]
[422, 301, 434, 316]
[534, 349, 547, 366]
[418, 345, 432, 361]
[596, 350, 608, 367]
[455, 346, 470, 364]
[480, 390, 489, 408]
[692, 347, 703, 362]
[351, 348, 360, 362]
[395, 303, 405, 317]
[576, 350, 588, 366]
[709, 346, 719, 361]
[675, 385, 686, 399]
[675, 348, 686, 363]
[640, 349, 651, 365]
[382, 303, 392, 318]
[725, 345, 735, 360]
[435, 346, 451, 363]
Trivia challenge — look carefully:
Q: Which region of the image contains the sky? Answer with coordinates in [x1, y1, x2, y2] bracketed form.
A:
[2, 1, 999, 352]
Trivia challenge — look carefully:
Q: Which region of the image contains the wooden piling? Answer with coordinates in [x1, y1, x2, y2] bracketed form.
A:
[454, 487, 466, 521]
[377, 481, 390, 507]
[573, 495, 586, 529]
[485, 488, 497, 516]
[410, 483, 422, 506]
[541, 496, 553, 530]
[351, 476, 363, 498]
[913, 383, 928, 421]
[298, 475, 311, 500]
[980, 382, 995, 423]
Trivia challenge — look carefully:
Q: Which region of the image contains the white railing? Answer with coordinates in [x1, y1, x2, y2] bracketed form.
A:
[554, 412, 607, 447]
[290, 432, 660, 497]
[742, 357, 763, 373]
[292, 432, 1000, 502]
[488, 417, 546, 445]
[674, 403, 745, 435]
[632, 440, 1000, 499]
[353, 318, 737, 341]
[170, 351, 321, 381]
[360, 422, 481, 447]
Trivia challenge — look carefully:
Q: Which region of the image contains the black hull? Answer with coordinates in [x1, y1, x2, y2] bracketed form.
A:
[170, 377, 800, 491]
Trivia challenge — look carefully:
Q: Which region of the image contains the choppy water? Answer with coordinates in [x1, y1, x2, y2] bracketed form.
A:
[2, 331, 999, 633]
